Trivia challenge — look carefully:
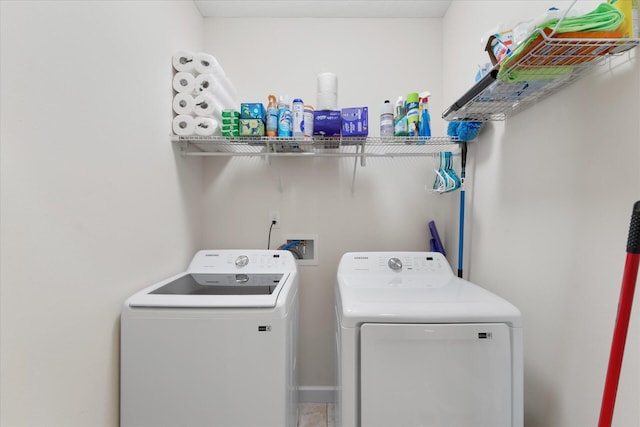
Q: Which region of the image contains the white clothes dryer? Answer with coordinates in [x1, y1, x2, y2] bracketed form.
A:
[121, 249, 299, 427]
[335, 252, 523, 427]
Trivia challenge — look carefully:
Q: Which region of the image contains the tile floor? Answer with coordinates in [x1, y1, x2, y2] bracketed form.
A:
[298, 403, 335, 427]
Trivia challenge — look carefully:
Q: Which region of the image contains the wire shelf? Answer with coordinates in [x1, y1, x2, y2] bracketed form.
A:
[171, 135, 461, 158]
[443, 30, 639, 122]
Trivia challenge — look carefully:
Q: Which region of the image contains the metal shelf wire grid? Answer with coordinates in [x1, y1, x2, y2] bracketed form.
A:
[172, 135, 460, 158]
[443, 32, 639, 122]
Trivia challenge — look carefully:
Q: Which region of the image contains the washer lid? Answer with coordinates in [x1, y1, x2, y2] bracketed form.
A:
[127, 272, 289, 308]
[336, 252, 521, 327]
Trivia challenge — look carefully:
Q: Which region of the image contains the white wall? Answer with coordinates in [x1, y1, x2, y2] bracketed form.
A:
[444, 1, 639, 426]
[0, 1, 204, 426]
[201, 18, 457, 388]
[2, 1, 638, 426]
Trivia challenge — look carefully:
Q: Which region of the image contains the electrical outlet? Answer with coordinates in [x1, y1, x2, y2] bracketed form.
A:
[269, 210, 280, 229]
[282, 234, 318, 265]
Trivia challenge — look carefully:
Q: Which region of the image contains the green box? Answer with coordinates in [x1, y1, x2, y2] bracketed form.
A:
[239, 118, 265, 136]
[221, 109, 240, 118]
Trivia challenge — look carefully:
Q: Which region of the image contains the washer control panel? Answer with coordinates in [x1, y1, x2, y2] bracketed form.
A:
[187, 250, 297, 273]
[235, 255, 249, 268]
[388, 258, 403, 271]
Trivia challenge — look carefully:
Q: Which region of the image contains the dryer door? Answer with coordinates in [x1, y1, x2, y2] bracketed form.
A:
[360, 323, 512, 427]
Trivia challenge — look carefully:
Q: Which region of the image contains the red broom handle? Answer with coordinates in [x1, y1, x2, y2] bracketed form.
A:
[598, 201, 640, 427]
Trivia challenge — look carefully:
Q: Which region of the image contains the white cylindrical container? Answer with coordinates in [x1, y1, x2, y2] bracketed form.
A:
[316, 72, 338, 110]
[291, 98, 304, 137]
[317, 92, 338, 111]
[380, 100, 394, 137]
[317, 72, 338, 93]
[303, 105, 314, 138]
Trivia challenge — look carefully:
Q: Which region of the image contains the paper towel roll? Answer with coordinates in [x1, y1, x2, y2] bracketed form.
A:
[172, 51, 195, 73]
[317, 72, 338, 93]
[173, 93, 195, 115]
[211, 92, 236, 111]
[194, 117, 219, 136]
[194, 93, 217, 117]
[173, 72, 196, 93]
[197, 82, 236, 111]
[194, 53, 225, 76]
[316, 92, 338, 111]
[194, 73, 238, 101]
[208, 96, 224, 121]
[173, 115, 195, 136]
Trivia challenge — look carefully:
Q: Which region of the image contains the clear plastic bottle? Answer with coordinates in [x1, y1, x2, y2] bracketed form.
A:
[266, 94, 278, 137]
[380, 100, 394, 137]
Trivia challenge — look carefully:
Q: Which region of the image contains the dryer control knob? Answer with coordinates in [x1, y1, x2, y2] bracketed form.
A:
[388, 257, 403, 271]
[235, 255, 249, 267]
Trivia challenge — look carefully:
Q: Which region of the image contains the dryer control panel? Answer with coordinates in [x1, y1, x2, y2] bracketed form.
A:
[338, 252, 453, 276]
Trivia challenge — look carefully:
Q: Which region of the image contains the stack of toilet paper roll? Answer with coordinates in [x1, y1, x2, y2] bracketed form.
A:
[316, 72, 338, 111]
[171, 51, 238, 137]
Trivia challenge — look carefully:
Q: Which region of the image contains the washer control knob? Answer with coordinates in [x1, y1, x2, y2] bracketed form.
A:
[388, 257, 403, 271]
[235, 255, 249, 268]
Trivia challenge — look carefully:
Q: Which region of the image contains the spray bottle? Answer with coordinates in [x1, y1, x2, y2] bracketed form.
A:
[419, 91, 431, 138]
[394, 96, 408, 137]
[277, 95, 292, 137]
[266, 94, 278, 137]
[406, 92, 420, 137]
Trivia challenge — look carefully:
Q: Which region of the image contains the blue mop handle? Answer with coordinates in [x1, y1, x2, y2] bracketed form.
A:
[457, 142, 468, 278]
[458, 189, 465, 278]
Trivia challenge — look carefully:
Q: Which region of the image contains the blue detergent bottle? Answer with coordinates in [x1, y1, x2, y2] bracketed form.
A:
[419, 91, 431, 138]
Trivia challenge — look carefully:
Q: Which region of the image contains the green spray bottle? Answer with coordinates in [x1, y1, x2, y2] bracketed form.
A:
[394, 96, 408, 137]
[406, 92, 420, 136]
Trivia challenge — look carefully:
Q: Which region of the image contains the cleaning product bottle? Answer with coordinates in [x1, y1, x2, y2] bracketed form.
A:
[380, 100, 394, 137]
[394, 96, 408, 137]
[266, 94, 278, 137]
[303, 105, 314, 138]
[634, 0, 639, 38]
[406, 92, 420, 137]
[419, 91, 431, 138]
[610, 0, 639, 38]
[277, 95, 292, 137]
[291, 98, 304, 137]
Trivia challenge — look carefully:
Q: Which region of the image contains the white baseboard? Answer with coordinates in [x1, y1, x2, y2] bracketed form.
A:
[299, 386, 335, 403]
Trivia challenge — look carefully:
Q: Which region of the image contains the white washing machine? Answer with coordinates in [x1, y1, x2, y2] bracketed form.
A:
[335, 252, 523, 427]
[121, 249, 299, 427]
